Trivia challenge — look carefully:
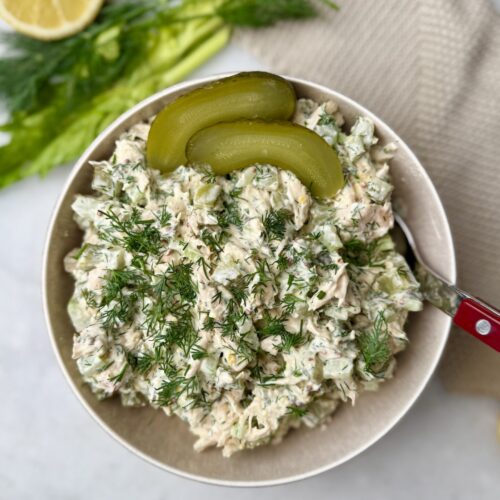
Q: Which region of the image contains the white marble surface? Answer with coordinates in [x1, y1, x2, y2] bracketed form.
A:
[1, 11, 500, 500]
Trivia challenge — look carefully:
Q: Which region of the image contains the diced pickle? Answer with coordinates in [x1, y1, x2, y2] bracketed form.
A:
[147, 72, 296, 171]
[186, 120, 344, 198]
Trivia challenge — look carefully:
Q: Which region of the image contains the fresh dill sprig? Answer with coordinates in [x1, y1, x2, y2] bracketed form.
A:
[227, 330, 257, 364]
[100, 269, 143, 306]
[357, 312, 392, 375]
[155, 310, 198, 356]
[155, 206, 172, 227]
[202, 314, 216, 331]
[227, 274, 252, 304]
[215, 299, 246, 342]
[282, 293, 306, 314]
[275, 252, 290, 271]
[130, 350, 161, 375]
[262, 208, 293, 240]
[157, 373, 207, 409]
[251, 259, 272, 297]
[201, 228, 226, 254]
[190, 345, 208, 360]
[109, 363, 128, 384]
[0, 0, 180, 115]
[217, 201, 243, 229]
[166, 262, 197, 302]
[82, 288, 99, 308]
[196, 256, 212, 280]
[317, 112, 337, 127]
[216, 0, 317, 27]
[257, 313, 306, 353]
[97, 268, 145, 331]
[100, 208, 163, 255]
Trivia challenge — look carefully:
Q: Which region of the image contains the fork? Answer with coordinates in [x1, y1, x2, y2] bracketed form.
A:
[393, 213, 500, 352]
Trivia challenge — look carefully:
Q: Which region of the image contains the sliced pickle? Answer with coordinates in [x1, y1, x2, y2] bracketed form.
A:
[147, 72, 296, 171]
[186, 120, 344, 198]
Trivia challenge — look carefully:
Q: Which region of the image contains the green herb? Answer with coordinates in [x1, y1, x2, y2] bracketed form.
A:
[275, 253, 290, 271]
[251, 259, 272, 297]
[133, 352, 158, 375]
[109, 363, 128, 384]
[155, 206, 172, 227]
[191, 345, 208, 360]
[100, 269, 143, 307]
[281, 329, 307, 352]
[0, 0, 338, 190]
[215, 299, 246, 342]
[227, 274, 252, 304]
[166, 262, 197, 302]
[257, 312, 306, 353]
[196, 256, 212, 280]
[217, 0, 317, 27]
[317, 112, 336, 127]
[357, 312, 392, 375]
[202, 314, 216, 331]
[287, 405, 308, 418]
[228, 331, 257, 364]
[282, 293, 305, 314]
[201, 228, 226, 254]
[155, 310, 198, 356]
[198, 165, 216, 184]
[100, 208, 163, 255]
[340, 238, 386, 267]
[82, 288, 99, 308]
[157, 372, 208, 409]
[262, 208, 293, 240]
[73, 243, 89, 260]
[98, 268, 145, 331]
[217, 201, 243, 229]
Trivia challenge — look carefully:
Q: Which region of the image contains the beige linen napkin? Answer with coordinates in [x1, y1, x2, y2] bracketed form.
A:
[235, 0, 500, 398]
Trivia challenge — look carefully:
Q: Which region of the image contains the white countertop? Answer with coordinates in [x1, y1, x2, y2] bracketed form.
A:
[1, 13, 499, 500]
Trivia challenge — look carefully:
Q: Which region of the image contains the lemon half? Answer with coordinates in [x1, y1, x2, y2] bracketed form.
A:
[0, 0, 104, 41]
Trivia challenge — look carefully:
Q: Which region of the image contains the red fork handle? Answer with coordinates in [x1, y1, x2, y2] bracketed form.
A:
[453, 297, 500, 352]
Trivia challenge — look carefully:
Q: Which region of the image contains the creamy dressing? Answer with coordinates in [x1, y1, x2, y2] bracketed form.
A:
[65, 98, 422, 456]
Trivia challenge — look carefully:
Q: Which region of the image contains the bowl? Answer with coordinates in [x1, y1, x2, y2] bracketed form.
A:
[43, 73, 456, 486]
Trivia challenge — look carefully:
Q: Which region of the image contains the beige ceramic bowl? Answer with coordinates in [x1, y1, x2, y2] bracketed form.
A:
[43, 74, 456, 487]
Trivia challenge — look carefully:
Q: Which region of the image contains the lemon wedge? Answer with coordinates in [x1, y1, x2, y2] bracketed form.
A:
[0, 0, 103, 41]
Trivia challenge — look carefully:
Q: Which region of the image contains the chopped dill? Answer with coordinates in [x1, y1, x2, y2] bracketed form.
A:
[109, 363, 128, 383]
[155, 206, 172, 226]
[341, 238, 378, 267]
[191, 345, 208, 360]
[100, 208, 163, 255]
[317, 112, 336, 126]
[282, 293, 305, 314]
[262, 208, 293, 240]
[201, 228, 226, 254]
[217, 201, 243, 229]
[275, 253, 290, 271]
[357, 312, 392, 375]
[132, 351, 158, 375]
[73, 243, 89, 260]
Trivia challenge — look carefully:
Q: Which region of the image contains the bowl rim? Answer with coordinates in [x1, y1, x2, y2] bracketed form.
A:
[42, 72, 457, 488]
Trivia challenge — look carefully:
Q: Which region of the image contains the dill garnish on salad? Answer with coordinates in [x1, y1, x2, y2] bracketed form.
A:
[65, 73, 422, 457]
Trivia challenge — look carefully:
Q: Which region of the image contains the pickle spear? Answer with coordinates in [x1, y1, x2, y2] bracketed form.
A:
[147, 72, 296, 171]
[186, 120, 344, 198]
